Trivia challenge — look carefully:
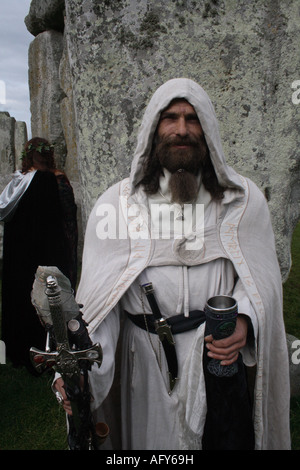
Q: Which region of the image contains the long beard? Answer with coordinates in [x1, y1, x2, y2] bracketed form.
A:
[155, 135, 209, 204]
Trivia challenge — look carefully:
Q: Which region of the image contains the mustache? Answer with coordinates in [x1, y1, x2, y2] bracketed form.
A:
[161, 136, 201, 148]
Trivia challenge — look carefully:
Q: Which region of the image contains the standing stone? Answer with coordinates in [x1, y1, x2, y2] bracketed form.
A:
[58, 35, 83, 254]
[26, 1, 82, 257]
[0, 112, 16, 176]
[0, 112, 28, 183]
[25, 0, 65, 37]
[59, 36, 78, 182]
[28, 29, 66, 170]
[64, 0, 300, 280]
[0, 112, 28, 258]
[14, 121, 28, 170]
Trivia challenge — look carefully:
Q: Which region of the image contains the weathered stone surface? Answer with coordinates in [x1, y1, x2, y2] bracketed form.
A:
[25, 0, 65, 36]
[0, 112, 28, 180]
[58, 37, 84, 254]
[28, 30, 67, 170]
[27, 12, 82, 259]
[0, 112, 16, 176]
[59, 36, 79, 182]
[64, 0, 300, 280]
[14, 121, 28, 170]
[0, 112, 28, 258]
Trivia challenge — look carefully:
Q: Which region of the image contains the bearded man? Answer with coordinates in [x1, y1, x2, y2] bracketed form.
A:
[54, 78, 290, 450]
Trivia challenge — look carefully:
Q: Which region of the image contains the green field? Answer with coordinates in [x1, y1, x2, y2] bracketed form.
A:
[0, 224, 299, 450]
[284, 223, 300, 450]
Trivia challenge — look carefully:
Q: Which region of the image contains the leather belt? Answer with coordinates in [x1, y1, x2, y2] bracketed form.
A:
[127, 309, 206, 335]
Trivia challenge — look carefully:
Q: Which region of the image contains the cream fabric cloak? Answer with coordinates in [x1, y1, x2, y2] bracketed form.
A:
[76, 78, 291, 450]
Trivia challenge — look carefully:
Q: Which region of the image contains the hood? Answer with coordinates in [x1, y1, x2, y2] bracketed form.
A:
[129, 78, 244, 195]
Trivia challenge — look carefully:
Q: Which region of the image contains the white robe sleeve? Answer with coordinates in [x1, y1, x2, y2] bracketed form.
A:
[233, 278, 257, 367]
[88, 305, 121, 411]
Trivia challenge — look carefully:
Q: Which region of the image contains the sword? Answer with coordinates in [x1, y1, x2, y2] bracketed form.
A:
[30, 267, 108, 450]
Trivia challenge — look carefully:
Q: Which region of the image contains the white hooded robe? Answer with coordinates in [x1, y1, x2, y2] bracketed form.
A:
[76, 78, 291, 450]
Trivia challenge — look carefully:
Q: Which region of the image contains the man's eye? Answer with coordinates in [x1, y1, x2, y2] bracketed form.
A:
[161, 114, 176, 120]
[187, 115, 199, 122]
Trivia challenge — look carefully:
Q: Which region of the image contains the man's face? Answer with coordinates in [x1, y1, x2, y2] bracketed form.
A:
[153, 99, 209, 203]
[157, 98, 204, 144]
[155, 99, 208, 175]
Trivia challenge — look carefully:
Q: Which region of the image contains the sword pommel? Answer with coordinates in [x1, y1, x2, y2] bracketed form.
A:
[45, 275, 62, 305]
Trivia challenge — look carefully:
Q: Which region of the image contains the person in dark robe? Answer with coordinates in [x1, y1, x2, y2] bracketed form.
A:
[0, 137, 78, 374]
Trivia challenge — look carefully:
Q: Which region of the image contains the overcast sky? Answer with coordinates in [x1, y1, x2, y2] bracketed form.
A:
[0, 0, 33, 137]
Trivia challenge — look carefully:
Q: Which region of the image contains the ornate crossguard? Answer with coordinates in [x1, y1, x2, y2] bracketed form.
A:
[30, 276, 102, 377]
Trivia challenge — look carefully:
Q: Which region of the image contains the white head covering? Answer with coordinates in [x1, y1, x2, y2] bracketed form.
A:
[129, 78, 244, 195]
[77, 78, 247, 332]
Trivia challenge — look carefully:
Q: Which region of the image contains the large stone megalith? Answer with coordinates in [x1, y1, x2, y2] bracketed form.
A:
[28, 30, 67, 170]
[0, 112, 28, 257]
[30, 0, 300, 282]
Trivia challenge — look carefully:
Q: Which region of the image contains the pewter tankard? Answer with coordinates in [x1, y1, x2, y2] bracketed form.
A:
[204, 295, 238, 377]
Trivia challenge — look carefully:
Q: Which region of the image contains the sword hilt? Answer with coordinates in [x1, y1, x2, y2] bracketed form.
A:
[45, 276, 69, 348]
[30, 343, 102, 375]
[30, 275, 103, 375]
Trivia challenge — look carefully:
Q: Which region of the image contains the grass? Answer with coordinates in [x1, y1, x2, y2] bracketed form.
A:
[283, 222, 300, 450]
[0, 223, 299, 450]
[283, 222, 300, 339]
[0, 269, 68, 450]
[0, 365, 67, 450]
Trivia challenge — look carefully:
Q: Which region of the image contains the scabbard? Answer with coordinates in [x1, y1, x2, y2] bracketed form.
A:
[141, 282, 178, 393]
[141, 283, 162, 320]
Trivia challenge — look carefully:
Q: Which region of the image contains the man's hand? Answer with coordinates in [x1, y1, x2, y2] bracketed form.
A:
[54, 377, 73, 415]
[204, 315, 248, 365]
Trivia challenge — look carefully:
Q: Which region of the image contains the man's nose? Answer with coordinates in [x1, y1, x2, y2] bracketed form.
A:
[175, 117, 188, 137]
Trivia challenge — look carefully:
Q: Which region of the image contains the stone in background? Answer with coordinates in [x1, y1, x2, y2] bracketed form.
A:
[25, 0, 65, 37]
[23, 0, 300, 281]
[0, 112, 19, 176]
[62, 0, 300, 283]
[0, 112, 28, 257]
[14, 121, 28, 171]
[0, 111, 28, 185]
[25, 0, 83, 257]
[28, 30, 67, 170]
